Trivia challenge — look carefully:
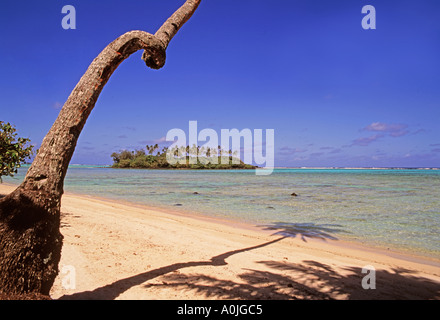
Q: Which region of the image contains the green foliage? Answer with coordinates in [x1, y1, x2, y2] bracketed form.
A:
[0, 121, 34, 181]
[111, 144, 256, 170]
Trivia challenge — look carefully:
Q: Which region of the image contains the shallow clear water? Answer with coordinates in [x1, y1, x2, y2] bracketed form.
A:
[4, 166, 440, 259]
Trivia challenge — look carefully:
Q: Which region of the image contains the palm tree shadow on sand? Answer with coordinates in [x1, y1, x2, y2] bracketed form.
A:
[259, 222, 348, 242]
[59, 236, 286, 300]
[59, 221, 440, 300]
[141, 260, 440, 300]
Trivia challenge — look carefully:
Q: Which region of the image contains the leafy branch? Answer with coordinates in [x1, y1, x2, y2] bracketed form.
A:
[0, 121, 34, 181]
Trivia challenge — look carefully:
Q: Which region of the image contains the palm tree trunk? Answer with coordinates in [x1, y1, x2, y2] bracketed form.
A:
[0, 0, 201, 297]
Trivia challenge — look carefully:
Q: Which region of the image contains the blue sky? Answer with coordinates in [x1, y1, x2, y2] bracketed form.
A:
[1, 0, 439, 167]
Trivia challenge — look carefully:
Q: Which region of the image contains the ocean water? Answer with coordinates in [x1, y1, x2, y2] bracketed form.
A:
[4, 166, 440, 259]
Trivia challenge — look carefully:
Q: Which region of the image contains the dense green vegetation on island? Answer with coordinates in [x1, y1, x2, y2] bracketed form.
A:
[111, 144, 256, 169]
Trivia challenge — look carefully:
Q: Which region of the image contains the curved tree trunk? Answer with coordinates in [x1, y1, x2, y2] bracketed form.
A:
[0, 0, 201, 298]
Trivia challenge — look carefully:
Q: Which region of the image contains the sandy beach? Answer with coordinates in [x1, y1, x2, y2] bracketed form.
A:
[1, 184, 439, 300]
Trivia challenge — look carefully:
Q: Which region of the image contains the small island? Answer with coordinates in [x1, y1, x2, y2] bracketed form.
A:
[111, 144, 256, 169]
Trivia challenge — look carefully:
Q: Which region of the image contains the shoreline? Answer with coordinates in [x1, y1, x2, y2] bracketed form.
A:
[2, 182, 439, 267]
[62, 188, 440, 269]
[57, 183, 440, 264]
[1, 183, 439, 299]
[66, 189, 440, 266]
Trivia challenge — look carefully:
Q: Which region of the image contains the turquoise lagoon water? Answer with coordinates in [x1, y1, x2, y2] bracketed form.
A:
[4, 166, 440, 259]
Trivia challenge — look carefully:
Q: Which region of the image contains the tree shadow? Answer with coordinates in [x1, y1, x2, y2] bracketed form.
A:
[259, 222, 348, 242]
[142, 266, 333, 300]
[59, 237, 285, 300]
[60, 211, 81, 229]
[58, 221, 439, 300]
[59, 222, 348, 300]
[142, 260, 440, 300]
[254, 260, 440, 300]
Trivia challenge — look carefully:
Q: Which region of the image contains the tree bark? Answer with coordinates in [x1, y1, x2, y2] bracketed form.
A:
[0, 0, 201, 298]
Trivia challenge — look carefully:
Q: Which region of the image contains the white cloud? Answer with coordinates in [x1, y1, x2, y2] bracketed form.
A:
[362, 122, 409, 137]
[279, 146, 307, 155]
[351, 134, 384, 147]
